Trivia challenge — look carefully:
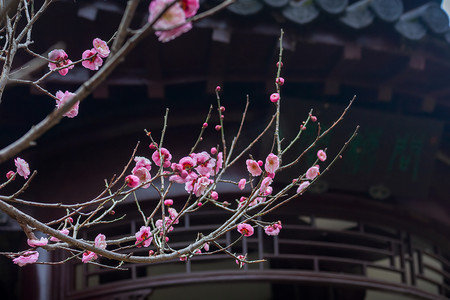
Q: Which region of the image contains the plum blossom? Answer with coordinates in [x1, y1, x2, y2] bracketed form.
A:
[184, 172, 198, 194]
[50, 228, 69, 242]
[13, 251, 39, 267]
[82, 251, 97, 263]
[125, 175, 140, 188]
[246, 159, 262, 176]
[181, 0, 200, 18]
[6, 171, 15, 180]
[133, 156, 152, 172]
[168, 207, 179, 224]
[211, 191, 218, 200]
[264, 221, 282, 236]
[193, 175, 213, 197]
[169, 166, 189, 183]
[265, 153, 279, 174]
[55, 90, 79, 118]
[238, 178, 246, 190]
[259, 177, 272, 195]
[94, 234, 107, 250]
[203, 243, 210, 251]
[148, 0, 199, 43]
[27, 237, 48, 248]
[237, 223, 254, 237]
[306, 166, 320, 180]
[264, 186, 273, 196]
[317, 149, 327, 162]
[235, 254, 246, 268]
[215, 152, 223, 173]
[80, 234, 106, 263]
[14, 157, 30, 179]
[156, 217, 174, 233]
[297, 181, 310, 194]
[92, 38, 110, 58]
[193, 151, 215, 175]
[164, 199, 173, 206]
[132, 167, 152, 188]
[135, 226, 152, 248]
[82, 48, 103, 70]
[48, 49, 73, 76]
[152, 147, 172, 168]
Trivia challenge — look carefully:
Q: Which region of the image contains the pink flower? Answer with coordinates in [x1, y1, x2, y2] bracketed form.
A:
[310, 115, 317, 122]
[238, 178, 246, 190]
[50, 228, 69, 242]
[125, 175, 140, 188]
[211, 191, 218, 200]
[237, 223, 254, 237]
[27, 237, 48, 248]
[276, 77, 285, 85]
[168, 207, 179, 224]
[265, 153, 279, 174]
[81, 48, 103, 70]
[13, 251, 39, 266]
[92, 38, 110, 58]
[135, 226, 152, 248]
[184, 172, 198, 194]
[94, 234, 107, 250]
[180, 255, 188, 261]
[134, 156, 152, 171]
[132, 167, 152, 188]
[156, 217, 174, 232]
[48, 49, 73, 76]
[270, 93, 280, 103]
[193, 151, 215, 175]
[235, 254, 246, 268]
[317, 150, 327, 162]
[55, 90, 79, 118]
[264, 186, 273, 196]
[164, 199, 173, 206]
[152, 147, 172, 168]
[82, 251, 97, 263]
[259, 177, 272, 195]
[305, 166, 320, 180]
[180, 0, 200, 18]
[193, 175, 213, 197]
[14, 157, 30, 179]
[246, 159, 262, 176]
[148, 0, 193, 43]
[215, 152, 223, 173]
[203, 243, 210, 251]
[179, 156, 195, 170]
[264, 221, 282, 236]
[210, 147, 217, 155]
[297, 181, 310, 194]
[6, 170, 15, 180]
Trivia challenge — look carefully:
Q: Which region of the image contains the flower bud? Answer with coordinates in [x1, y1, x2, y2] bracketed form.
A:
[276, 77, 285, 85]
[270, 93, 280, 103]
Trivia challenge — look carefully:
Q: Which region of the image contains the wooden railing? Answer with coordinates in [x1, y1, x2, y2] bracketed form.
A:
[58, 208, 450, 300]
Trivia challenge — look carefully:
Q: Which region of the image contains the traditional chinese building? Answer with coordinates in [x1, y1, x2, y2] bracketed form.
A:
[1, 0, 450, 299]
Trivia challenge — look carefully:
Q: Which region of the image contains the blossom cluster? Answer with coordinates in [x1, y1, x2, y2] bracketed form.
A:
[148, 0, 199, 42]
[47, 38, 110, 119]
